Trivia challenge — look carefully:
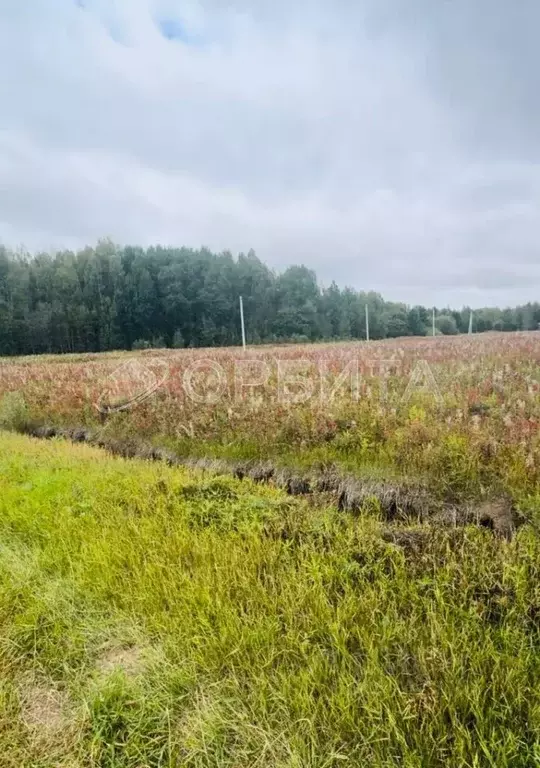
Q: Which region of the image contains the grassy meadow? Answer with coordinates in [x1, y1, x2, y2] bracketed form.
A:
[1, 333, 540, 765]
[2, 432, 540, 767]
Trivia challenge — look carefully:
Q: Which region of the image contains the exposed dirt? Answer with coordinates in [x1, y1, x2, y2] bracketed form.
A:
[19, 678, 76, 757]
[337, 478, 433, 521]
[21, 683, 69, 735]
[432, 498, 519, 539]
[96, 644, 145, 678]
[474, 498, 517, 539]
[19, 422, 524, 538]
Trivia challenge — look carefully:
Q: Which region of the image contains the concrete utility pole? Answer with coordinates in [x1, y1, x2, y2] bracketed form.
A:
[239, 296, 246, 350]
[432, 308, 436, 337]
[468, 311, 473, 335]
[365, 304, 370, 342]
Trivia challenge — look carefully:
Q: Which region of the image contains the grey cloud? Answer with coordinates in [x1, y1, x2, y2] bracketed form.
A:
[367, 0, 540, 160]
[0, 0, 539, 308]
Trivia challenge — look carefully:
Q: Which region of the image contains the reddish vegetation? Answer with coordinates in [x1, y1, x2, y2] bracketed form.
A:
[1, 332, 539, 504]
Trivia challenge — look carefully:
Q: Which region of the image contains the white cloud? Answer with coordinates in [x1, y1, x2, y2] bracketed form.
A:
[0, 0, 539, 307]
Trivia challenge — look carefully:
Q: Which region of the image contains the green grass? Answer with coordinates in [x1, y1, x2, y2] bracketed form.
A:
[1, 432, 540, 766]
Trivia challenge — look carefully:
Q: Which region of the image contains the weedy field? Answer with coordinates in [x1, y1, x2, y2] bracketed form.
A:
[1, 332, 540, 502]
[1, 333, 540, 766]
[2, 432, 540, 767]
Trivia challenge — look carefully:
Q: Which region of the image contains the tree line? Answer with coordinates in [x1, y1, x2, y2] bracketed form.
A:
[0, 240, 538, 355]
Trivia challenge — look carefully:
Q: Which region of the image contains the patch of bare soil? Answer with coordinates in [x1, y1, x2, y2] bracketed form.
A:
[19, 678, 79, 760]
[21, 683, 69, 736]
[96, 644, 145, 678]
[337, 478, 434, 522]
[432, 497, 518, 538]
[475, 498, 517, 539]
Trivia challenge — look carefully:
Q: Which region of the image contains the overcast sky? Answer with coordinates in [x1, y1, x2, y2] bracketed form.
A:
[1, 0, 539, 307]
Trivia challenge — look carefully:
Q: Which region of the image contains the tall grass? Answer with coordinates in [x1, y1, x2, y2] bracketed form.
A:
[1, 432, 540, 766]
[1, 334, 539, 503]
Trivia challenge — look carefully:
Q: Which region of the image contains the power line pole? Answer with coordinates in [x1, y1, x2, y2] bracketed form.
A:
[365, 304, 370, 342]
[432, 308, 436, 337]
[239, 296, 246, 350]
[468, 311, 473, 335]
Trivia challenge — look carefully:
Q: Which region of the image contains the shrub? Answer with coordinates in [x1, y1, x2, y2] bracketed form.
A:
[0, 392, 29, 431]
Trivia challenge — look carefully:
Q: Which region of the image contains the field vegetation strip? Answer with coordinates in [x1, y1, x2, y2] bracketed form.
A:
[10, 420, 522, 537]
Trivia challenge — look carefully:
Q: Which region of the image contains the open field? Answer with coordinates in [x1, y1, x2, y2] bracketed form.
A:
[1, 332, 540, 503]
[1, 333, 540, 765]
[2, 432, 540, 767]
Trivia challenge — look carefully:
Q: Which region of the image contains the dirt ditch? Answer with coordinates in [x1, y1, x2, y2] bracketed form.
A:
[19, 423, 522, 538]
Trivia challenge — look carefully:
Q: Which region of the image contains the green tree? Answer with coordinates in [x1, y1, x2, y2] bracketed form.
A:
[384, 304, 410, 338]
[407, 306, 429, 336]
[436, 314, 459, 335]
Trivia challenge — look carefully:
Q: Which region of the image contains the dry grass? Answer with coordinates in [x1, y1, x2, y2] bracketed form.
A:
[1, 333, 540, 511]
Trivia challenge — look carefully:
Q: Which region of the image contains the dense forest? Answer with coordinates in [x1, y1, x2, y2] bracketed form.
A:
[0, 240, 538, 355]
